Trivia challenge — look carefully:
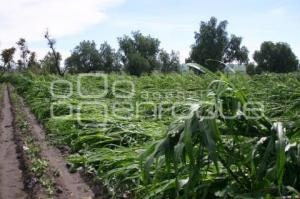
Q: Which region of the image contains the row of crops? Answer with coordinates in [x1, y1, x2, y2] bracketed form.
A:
[3, 72, 300, 198]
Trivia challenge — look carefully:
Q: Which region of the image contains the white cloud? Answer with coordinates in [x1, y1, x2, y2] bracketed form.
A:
[0, 0, 123, 46]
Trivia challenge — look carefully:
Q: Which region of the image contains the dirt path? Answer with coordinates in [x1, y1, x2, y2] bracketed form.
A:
[0, 85, 27, 199]
[18, 92, 95, 199]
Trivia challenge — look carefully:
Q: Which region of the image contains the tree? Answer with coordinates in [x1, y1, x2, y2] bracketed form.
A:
[1, 47, 16, 76]
[189, 17, 249, 71]
[159, 50, 181, 73]
[224, 35, 249, 64]
[254, 41, 298, 73]
[246, 63, 257, 75]
[41, 52, 62, 74]
[16, 38, 30, 69]
[126, 53, 150, 76]
[99, 42, 122, 73]
[189, 17, 228, 71]
[28, 52, 41, 72]
[45, 30, 64, 76]
[65, 40, 102, 73]
[28, 52, 37, 67]
[118, 31, 160, 75]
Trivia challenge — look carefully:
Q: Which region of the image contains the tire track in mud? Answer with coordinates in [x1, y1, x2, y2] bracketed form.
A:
[0, 85, 27, 199]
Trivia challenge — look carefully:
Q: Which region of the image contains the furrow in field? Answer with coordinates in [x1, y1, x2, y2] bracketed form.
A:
[0, 85, 27, 199]
[14, 90, 96, 199]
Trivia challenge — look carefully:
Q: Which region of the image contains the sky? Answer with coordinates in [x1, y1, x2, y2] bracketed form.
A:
[0, 0, 299, 63]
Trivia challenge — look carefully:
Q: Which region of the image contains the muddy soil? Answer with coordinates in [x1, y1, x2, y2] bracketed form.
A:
[0, 85, 27, 199]
[16, 88, 96, 199]
[0, 84, 98, 199]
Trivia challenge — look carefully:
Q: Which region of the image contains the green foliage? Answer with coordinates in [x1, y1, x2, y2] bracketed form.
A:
[27, 52, 41, 73]
[8, 72, 300, 198]
[127, 53, 151, 76]
[16, 38, 30, 69]
[1, 47, 16, 70]
[118, 31, 161, 75]
[246, 63, 258, 75]
[99, 42, 122, 73]
[141, 78, 299, 198]
[65, 40, 102, 73]
[41, 52, 62, 74]
[11, 89, 55, 196]
[158, 50, 181, 73]
[224, 35, 249, 64]
[31, 159, 49, 177]
[65, 41, 121, 74]
[189, 17, 249, 71]
[254, 42, 299, 73]
[44, 30, 64, 76]
[189, 17, 229, 71]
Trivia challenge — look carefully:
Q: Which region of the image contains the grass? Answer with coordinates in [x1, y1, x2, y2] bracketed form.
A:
[5, 72, 300, 198]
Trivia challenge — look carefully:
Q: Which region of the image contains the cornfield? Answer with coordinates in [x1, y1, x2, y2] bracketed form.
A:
[5, 72, 300, 198]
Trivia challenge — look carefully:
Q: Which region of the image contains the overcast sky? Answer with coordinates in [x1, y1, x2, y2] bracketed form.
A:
[0, 0, 299, 62]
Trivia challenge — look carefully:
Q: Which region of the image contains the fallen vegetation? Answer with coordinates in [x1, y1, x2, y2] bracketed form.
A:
[6, 72, 300, 198]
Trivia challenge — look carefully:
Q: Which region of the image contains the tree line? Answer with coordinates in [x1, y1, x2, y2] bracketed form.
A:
[1, 17, 299, 77]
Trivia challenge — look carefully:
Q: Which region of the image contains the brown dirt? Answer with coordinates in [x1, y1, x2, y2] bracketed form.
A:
[10, 89, 53, 198]
[0, 84, 98, 199]
[0, 85, 27, 199]
[16, 90, 96, 199]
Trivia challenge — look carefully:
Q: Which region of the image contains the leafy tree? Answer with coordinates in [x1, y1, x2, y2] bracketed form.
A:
[118, 31, 160, 75]
[254, 41, 299, 73]
[65, 40, 101, 73]
[99, 42, 122, 73]
[45, 30, 64, 76]
[224, 35, 249, 64]
[28, 52, 37, 67]
[28, 52, 41, 72]
[126, 53, 150, 76]
[41, 52, 62, 74]
[246, 63, 257, 75]
[16, 38, 30, 69]
[159, 50, 181, 73]
[189, 17, 228, 71]
[1, 47, 16, 76]
[189, 17, 249, 71]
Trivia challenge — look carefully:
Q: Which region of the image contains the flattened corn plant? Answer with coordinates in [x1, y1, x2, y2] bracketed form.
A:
[6, 71, 300, 198]
[141, 76, 300, 198]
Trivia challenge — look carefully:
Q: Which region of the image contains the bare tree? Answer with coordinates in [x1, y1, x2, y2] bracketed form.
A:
[44, 30, 64, 76]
